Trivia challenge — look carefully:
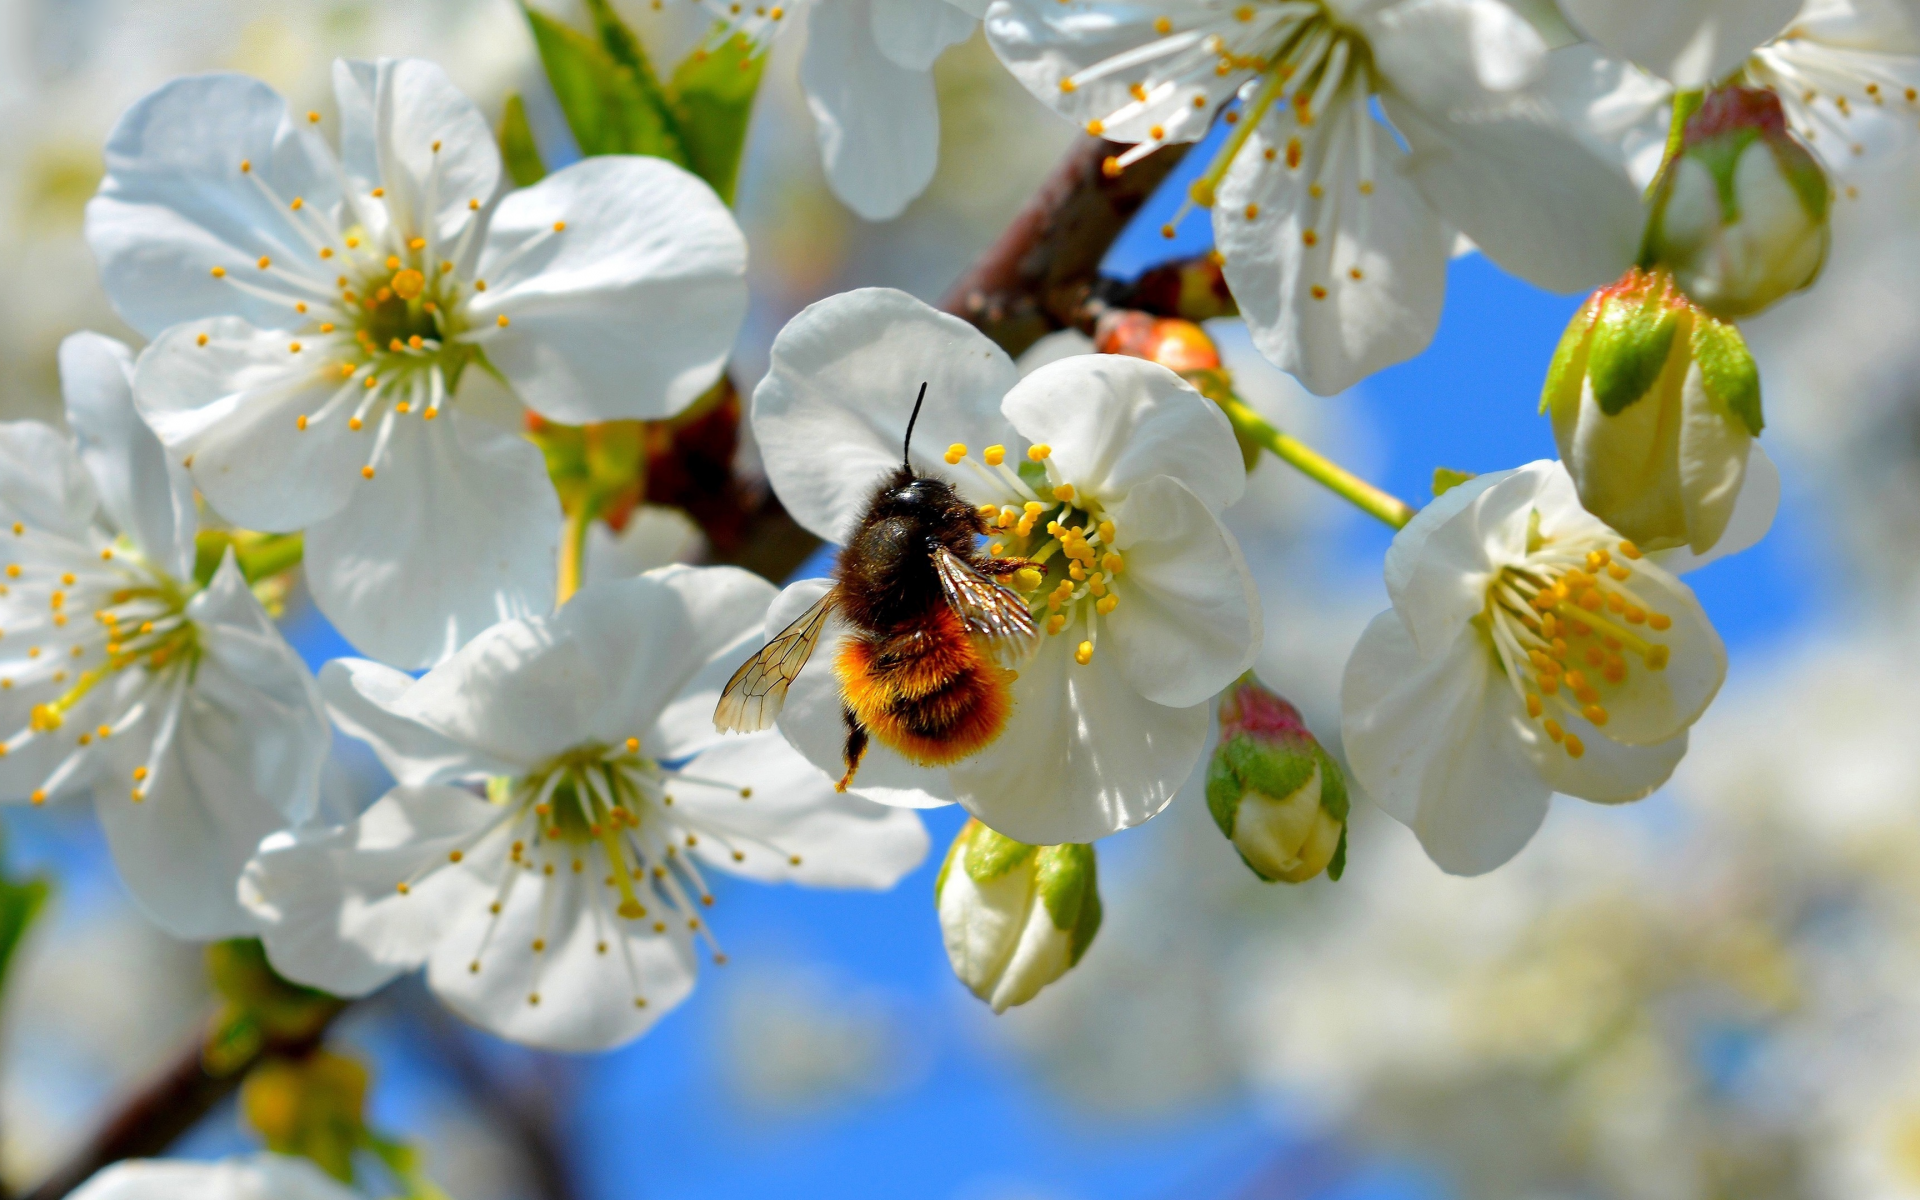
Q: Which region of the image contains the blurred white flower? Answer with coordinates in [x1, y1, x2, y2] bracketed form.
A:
[96, 57, 749, 667]
[242, 566, 926, 1052]
[0, 332, 327, 940]
[701, 0, 982, 220]
[69, 1155, 358, 1200]
[747, 287, 1260, 845]
[1341, 460, 1727, 875]
[986, 0, 1654, 393]
[1566, 0, 1920, 177]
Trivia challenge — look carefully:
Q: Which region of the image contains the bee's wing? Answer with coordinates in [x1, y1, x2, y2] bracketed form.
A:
[713, 592, 837, 733]
[934, 547, 1040, 670]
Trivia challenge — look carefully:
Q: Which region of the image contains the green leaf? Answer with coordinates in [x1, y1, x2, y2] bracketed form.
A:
[499, 92, 547, 186]
[0, 847, 49, 1001]
[667, 26, 768, 204]
[520, 2, 690, 165]
[1432, 467, 1478, 498]
[1691, 314, 1765, 435]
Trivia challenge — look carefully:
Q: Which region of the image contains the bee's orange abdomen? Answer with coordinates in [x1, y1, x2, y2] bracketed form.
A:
[835, 607, 1011, 766]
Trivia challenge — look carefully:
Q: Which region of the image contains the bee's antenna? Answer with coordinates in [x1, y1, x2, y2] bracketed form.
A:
[902, 381, 929, 469]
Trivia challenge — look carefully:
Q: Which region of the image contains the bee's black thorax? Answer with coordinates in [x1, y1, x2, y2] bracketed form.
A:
[834, 466, 982, 634]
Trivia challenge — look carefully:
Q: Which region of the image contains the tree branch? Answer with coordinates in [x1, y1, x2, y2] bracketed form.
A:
[21, 1012, 342, 1200]
[19, 133, 1188, 1200]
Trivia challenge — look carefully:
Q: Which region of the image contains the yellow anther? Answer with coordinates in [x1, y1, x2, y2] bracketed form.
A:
[1088, 572, 1107, 597]
[29, 790, 43, 805]
[944, 443, 967, 465]
[408, 237, 426, 251]
[422, 408, 438, 421]
[1013, 568, 1043, 592]
[1086, 119, 1105, 136]
[1052, 484, 1075, 502]
[983, 444, 1006, 466]
[239, 159, 251, 173]
[989, 542, 1005, 556]
[396, 882, 410, 895]
[1101, 552, 1124, 575]
[496, 314, 510, 327]
[475, 279, 487, 291]
[1074, 640, 1094, 665]
[1623, 605, 1646, 624]
[1577, 590, 1603, 612]
[256, 256, 271, 270]
[1543, 719, 1564, 743]
[395, 401, 411, 414]
[1583, 704, 1609, 726]
[1028, 444, 1052, 462]
[133, 766, 147, 782]
[96, 725, 110, 739]
[372, 187, 386, 198]
[60, 573, 72, 585]
[361, 465, 375, 479]
[1154, 15, 1171, 33]
[1525, 694, 1543, 719]
[1046, 613, 1067, 635]
[1096, 594, 1118, 615]
[1024, 501, 1045, 517]
[1618, 540, 1642, 559]
[363, 376, 379, 389]
[977, 504, 998, 518]
[210, 266, 226, 278]
[624, 736, 640, 753]
[347, 417, 363, 432]
[1647, 612, 1672, 631]
[1587, 548, 1610, 571]
[1059, 77, 1077, 93]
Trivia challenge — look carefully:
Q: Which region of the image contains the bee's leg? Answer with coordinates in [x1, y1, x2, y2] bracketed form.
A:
[978, 556, 1032, 577]
[836, 708, 870, 793]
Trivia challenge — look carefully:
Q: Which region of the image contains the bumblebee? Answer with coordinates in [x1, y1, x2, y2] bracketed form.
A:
[714, 385, 1039, 789]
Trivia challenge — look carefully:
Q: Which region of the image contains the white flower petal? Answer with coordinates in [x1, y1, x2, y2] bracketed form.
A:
[424, 848, 699, 1052]
[61, 333, 196, 579]
[471, 156, 747, 422]
[1381, 466, 1532, 659]
[1528, 712, 1688, 803]
[1341, 609, 1550, 876]
[946, 635, 1209, 843]
[754, 288, 1019, 541]
[1384, 48, 1648, 295]
[332, 57, 501, 248]
[767, 579, 957, 809]
[97, 555, 329, 940]
[675, 734, 930, 887]
[1554, 553, 1724, 745]
[86, 73, 341, 337]
[984, 1, 1245, 146]
[243, 784, 506, 997]
[319, 658, 519, 786]
[1650, 442, 1779, 574]
[69, 1156, 362, 1200]
[1002, 355, 1245, 512]
[871, 0, 978, 70]
[583, 505, 704, 585]
[1104, 475, 1260, 707]
[132, 319, 363, 533]
[303, 409, 560, 668]
[1367, 0, 1547, 99]
[1216, 104, 1450, 396]
[557, 566, 777, 755]
[802, 0, 944, 221]
[0, 421, 98, 543]
[1558, 0, 1800, 88]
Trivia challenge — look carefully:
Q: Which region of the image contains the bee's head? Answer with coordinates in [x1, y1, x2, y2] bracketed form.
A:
[875, 468, 971, 524]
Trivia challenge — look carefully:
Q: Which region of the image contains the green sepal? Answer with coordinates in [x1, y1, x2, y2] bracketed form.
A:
[1588, 289, 1681, 416]
[1034, 843, 1101, 965]
[0, 831, 49, 1004]
[667, 27, 767, 205]
[204, 939, 345, 1077]
[1313, 745, 1350, 823]
[498, 92, 547, 187]
[1540, 293, 1600, 418]
[963, 821, 1035, 883]
[194, 531, 303, 587]
[520, 1, 690, 165]
[1206, 729, 1321, 838]
[1327, 825, 1347, 882]
[1690, 315, 1764, 435]
[1432, 467, 1478, 498]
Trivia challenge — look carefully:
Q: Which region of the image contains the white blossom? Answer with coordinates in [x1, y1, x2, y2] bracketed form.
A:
[242, 566, 926, 1052]
[0, 332, 328, 940]
[91, 57, 748, 667]
[68, 1156, 359, 1200]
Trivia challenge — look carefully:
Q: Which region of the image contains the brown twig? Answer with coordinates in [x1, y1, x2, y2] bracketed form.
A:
[17, 132, 1186, 1200]
[941, 135, 1192, 357]
[21, 1014, 342, 1200]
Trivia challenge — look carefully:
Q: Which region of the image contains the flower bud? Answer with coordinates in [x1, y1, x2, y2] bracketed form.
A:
[1543, 267, 1764, 555]
[935, 820, 1101, 1013]
[1208, 674, 1348, 883]
[1643, 86, 1830, 319]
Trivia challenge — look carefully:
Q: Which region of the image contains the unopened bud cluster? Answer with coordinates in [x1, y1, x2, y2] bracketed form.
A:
[1208, 674, 1348, 884]
[1544, 267, 1763, 555]
[936, 819, 1102, 1013]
